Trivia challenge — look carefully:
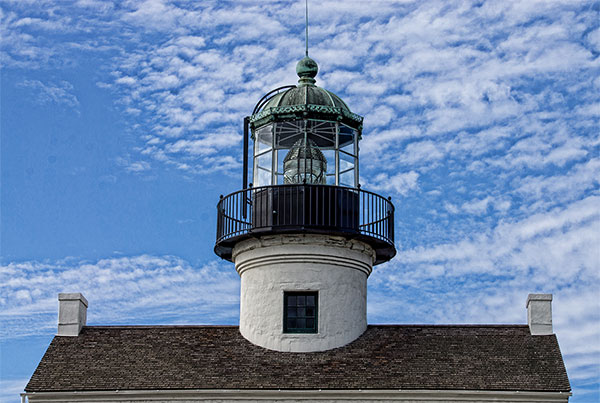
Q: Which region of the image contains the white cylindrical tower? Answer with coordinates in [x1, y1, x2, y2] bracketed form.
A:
[234, 234, 374, 352]
[215, 57, 395, 352]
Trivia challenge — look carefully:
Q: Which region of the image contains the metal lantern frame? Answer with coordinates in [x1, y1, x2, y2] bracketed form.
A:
[241, 85, 364, 191]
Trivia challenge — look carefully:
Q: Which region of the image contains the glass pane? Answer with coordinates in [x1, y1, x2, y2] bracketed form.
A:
[298, 307, 305, 317]
[255, 168, 272, 187]
[297, 318, 306, 329]
[340, 168, 355, 187]
[254, 152, 272, 186]
[306, 307, 314, 317]
[307, 120, 336, 148]
[275, 121, 304, 148]
[339, 151, 355, 171]
[306, 318, 314, 328]
[288, 318, 297, 328]
[338, 124, 355, 148]
[341, 140, 355, 155]
[276, 149, 286, 176]
[297, 296, 305, 306]
[287, 307, 296, 318]
[288, 295, 296, 306]
[256, 151, 272, 170]
[322, 150, 335, 176]
[255, 125, 273, 153]
[306, 295, 315, 306]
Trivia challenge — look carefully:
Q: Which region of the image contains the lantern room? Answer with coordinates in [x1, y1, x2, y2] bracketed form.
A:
[248, 56, 362, 188]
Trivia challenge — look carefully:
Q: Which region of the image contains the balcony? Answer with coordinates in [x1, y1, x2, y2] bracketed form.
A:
[215, 184, 396, 265]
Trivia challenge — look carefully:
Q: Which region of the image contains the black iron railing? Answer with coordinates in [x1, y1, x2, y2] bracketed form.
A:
[215, 184, 395, 264]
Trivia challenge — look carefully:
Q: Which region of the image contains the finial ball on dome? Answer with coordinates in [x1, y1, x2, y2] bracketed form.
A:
[296, 56, 318, 78]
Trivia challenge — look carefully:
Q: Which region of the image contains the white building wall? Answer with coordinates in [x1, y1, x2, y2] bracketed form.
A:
[232, 234, 375, 352]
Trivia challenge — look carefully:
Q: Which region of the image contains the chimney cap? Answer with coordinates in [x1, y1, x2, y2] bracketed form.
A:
[526, 293, 552, 307]
[58, 292, 88, 307]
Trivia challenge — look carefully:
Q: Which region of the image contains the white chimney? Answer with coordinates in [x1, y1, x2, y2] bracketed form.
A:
[58, 293, 88, 336]
[526, 293, 553, 335]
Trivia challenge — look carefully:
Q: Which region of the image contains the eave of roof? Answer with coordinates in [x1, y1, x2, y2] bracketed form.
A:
[22, 388, 573, 402]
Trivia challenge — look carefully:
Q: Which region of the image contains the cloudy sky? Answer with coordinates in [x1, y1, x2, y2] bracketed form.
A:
[1, 0, 598, 401]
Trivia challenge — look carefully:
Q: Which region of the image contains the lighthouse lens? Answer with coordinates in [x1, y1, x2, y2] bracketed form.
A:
[283, 138, 327, 184]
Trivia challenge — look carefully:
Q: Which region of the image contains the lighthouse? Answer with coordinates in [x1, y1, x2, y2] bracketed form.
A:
[214, 56, 396, 352]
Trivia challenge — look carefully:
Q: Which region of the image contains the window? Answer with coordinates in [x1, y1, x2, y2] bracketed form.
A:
[283, 291, 318, 333]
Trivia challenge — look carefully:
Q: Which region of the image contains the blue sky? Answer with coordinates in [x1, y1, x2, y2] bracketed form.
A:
[1, 0, 598, 401]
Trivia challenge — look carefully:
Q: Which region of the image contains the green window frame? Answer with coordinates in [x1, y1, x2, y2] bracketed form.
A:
[283, 291, 318, 333]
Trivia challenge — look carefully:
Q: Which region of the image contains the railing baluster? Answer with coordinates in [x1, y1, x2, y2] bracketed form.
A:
[302, 185, 306, 226]
[237, 192, 242, 232]
[328, 186, 332, 227]
[250, 188, 254, 230]
[323, 186, 326, 227]
[232, 193, 235, 236]
[341, 189, 346, 229]
[276, 185, 280, 227]
[226, 196, 230, 237]
[384, 198, 388, 241]
[377, 196, 381, 239]
[311, 185, 314, 227]
[316, 186, 319, 226]
[334, 187, 338, 228]
[224, 196, 228, 237]
[372, 194, 375, 236]
[371, 193, 374, 236]
[361, 193, 364, 234]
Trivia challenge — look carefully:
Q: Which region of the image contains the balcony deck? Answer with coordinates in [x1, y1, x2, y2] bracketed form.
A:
[215, 184, 396, 265]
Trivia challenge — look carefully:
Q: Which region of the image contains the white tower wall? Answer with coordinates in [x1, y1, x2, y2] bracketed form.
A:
[233, 234, 375, 352]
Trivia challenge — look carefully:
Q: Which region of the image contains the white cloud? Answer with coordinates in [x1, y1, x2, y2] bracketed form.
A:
[401, 141, 444, 165]
[0, 255, 240, 339]
[126, 161, 151, 172]
[115, 76, 137, 85]
[461, 196, 493, 215]
[367, 170, 419, 196]
[396, 195, 599, 276]
[514, 159, 600, 207]
[17, 80, 80, 110]
[121, 0, 188, 32]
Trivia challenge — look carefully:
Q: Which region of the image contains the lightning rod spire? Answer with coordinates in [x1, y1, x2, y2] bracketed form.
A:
[305, 0, 309, 57]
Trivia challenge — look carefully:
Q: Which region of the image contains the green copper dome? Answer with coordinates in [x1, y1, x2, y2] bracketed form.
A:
[249, 57, 363, 131]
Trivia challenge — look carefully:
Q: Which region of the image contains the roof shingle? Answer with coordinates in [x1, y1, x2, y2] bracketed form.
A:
[26, 325, 570, 392]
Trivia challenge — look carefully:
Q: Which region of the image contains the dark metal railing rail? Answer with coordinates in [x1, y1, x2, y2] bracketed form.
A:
[216, 184, 394, 247]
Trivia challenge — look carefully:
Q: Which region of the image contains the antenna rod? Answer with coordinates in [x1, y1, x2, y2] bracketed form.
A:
[305, 0, 309, 56]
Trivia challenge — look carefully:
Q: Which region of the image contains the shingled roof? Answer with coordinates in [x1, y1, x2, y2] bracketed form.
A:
[26, 325, 570, 392]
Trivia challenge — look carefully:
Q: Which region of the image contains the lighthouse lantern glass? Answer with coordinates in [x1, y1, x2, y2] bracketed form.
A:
[252, 119, 359, 188]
